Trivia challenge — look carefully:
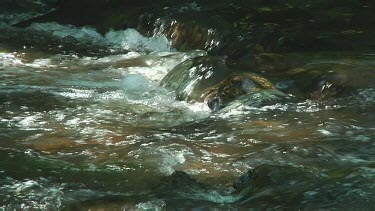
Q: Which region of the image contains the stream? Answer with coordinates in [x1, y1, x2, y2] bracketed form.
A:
[1, 6, 375, 210]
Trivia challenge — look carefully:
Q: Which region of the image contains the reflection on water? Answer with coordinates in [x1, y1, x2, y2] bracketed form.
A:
[0, 21, 375, 209]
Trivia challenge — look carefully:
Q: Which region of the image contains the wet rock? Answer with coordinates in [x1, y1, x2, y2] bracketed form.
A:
[309, 76, 349, 100]
[233, 169, 254, 192]
[219, 89, 288, 113]
[160, 56, 233, 102]
[282, 65, 357, 100]
[204, 73, 275, 111]
[225, 53, 303, 73]
[159, 171, 209, 192]
[161, 56, 278, 111]
[14, 0, 375, 54]
[140, 15, 225, 52]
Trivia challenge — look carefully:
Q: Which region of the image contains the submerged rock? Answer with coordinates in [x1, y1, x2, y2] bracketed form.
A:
[278, 59, 373, 101]
[157, 170, 246, 203]
[218, 89, 289, 113]
[226, 53, 303, 73]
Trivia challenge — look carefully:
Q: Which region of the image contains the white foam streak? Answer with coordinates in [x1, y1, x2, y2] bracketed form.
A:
[0, 178, 64, 209]
[124, 66, 168, 82]
[0, 12, 41, 25]
[29, 22, 103, 41]
[28, 22, 172, 52]
[105, 29, 172, 52]
[0, 53, 23, 67]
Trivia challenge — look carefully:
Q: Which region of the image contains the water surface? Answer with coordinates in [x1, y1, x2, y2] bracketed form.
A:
[0, 16, 375, 210]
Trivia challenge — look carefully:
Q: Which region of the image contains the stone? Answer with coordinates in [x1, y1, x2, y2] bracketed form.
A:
[160, 171, 208, 191]
[204, 73, 275, 111]
[161, 56, 277, 111]
[233, 169, 254, 192]
[160, 56, 233, 102]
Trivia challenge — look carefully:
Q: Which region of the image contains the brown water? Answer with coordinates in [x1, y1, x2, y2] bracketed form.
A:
[0, 22, 375, 209]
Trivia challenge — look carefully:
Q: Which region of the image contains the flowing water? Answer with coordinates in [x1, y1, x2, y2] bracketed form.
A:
[1, 9, 375, 210]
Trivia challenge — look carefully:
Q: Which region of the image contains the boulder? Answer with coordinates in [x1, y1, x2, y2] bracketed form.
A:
[159, 171, 209, 192]
[204, 73, 276, 111]
[160, 56, 232, 102]
[160, 56, 277, 111]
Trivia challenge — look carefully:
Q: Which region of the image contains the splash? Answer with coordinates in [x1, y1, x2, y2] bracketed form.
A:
[27, 22, 172, 52]
[0, 53, 23, 67]
[105, 29, 172, 52]
[0, 178, 64, 209]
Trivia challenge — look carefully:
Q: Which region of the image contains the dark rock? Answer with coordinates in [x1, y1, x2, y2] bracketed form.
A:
[282, 64, 357, 100]
[233, 169, 254, 192]
[225, 53, 302, 73]
[159, 171, 208, 191]
[14, 0, 375, 54]
[0, 0, 57, 13]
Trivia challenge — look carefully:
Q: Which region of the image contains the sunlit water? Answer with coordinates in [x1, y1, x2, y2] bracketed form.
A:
[0, 17, 375, 209]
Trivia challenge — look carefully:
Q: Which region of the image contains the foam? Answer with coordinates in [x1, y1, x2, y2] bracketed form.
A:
[105, 29, 172, 52]
[0, 178, 64, 209]
[0, 53, 23, 67]
[0, 12, 41, 25]
[28, 22, 172, 52]
[28, 22, 103, 42]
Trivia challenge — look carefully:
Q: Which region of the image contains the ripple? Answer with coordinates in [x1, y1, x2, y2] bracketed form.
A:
[0, 178, 64, 209]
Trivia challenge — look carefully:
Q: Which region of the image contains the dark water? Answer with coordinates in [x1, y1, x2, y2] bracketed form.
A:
[1, 2, 375, 210]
